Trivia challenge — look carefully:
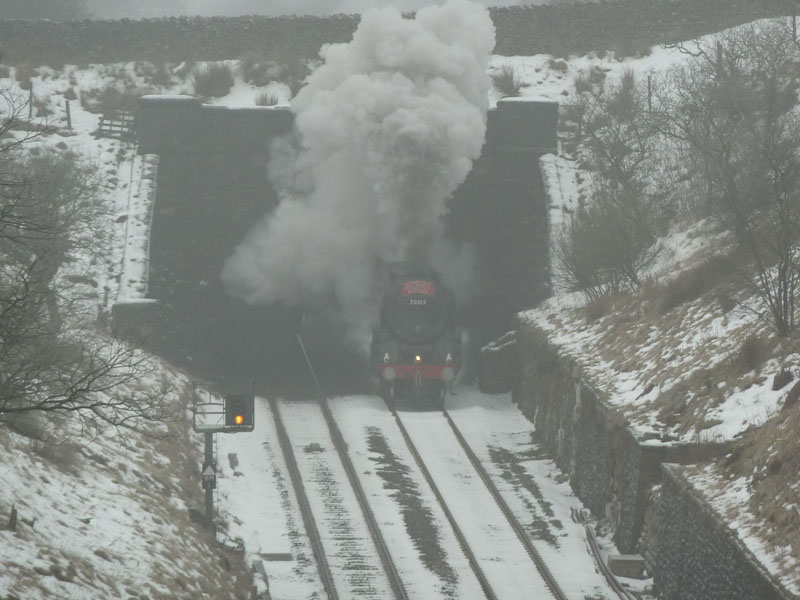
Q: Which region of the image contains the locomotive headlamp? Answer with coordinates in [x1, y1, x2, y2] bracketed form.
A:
[414, 354, 422, 364]
[383, 352, 391, 363]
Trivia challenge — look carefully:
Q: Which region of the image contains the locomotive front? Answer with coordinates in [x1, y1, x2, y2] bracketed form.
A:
[371, 265, 461, 407]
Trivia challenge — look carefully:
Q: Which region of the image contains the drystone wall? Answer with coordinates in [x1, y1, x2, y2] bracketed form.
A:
[0, 15, 357, 65]
[653, 465, 793, 600]
[0, 0, 792, 66]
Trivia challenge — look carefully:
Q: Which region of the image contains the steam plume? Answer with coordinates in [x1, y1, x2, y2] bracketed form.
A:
[221, 0, 494, 343]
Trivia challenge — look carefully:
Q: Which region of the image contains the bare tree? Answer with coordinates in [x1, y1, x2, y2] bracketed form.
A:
[654, 21, 800, 336]
[0, 88, 176, 432]
[558, 68, 664, 299]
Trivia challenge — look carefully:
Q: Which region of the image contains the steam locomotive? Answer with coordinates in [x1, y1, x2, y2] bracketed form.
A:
[370, 264, 461, 408]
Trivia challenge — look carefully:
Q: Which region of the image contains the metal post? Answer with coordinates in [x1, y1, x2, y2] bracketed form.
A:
[204, 431, 215, 531]
[65, 100, 72, 130]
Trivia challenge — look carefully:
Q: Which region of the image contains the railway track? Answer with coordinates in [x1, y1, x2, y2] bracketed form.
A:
[271, 397, 404, 599]
[268, 335, 407, 600]
[285, 333, 570, 599]
[390, 405, 570, 600]
[442, 408, 569, 600]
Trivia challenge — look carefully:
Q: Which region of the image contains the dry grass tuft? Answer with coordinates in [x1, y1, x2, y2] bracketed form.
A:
[255, 91, 279, 107]
[582, 293, 619, 322]
[492, 65, 522, 98]
[192, 62, 235, 98]
[647, 256, 736, 315]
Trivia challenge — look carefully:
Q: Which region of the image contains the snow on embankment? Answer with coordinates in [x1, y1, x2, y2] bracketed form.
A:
[117, 153, 159, 303]
[0, 367, 253, 600]
[518, 219, 793, 446]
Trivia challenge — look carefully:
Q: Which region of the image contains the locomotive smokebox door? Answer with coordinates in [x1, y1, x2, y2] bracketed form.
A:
[371, 263, 461, 409]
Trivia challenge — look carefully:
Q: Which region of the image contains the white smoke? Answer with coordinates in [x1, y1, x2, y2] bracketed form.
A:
[221, 0, 494, 344]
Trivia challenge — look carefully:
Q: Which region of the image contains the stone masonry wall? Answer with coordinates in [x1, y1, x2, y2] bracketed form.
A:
[654, 465, 793, 600]
[515, 318, 735, 555]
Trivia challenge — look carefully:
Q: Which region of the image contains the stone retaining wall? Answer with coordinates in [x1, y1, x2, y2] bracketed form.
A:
[513, 318, 793, 597]
[654, 465, 793, 600]
[515, 319, 729, 553]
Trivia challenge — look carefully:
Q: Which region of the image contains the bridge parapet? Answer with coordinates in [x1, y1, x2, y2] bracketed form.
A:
[137, 95, 294, 155]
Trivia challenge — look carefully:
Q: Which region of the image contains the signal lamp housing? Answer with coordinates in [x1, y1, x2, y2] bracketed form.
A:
[225, 394, 254, 430]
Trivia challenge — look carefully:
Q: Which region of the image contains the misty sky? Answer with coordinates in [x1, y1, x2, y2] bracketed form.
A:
[86, 0, 547, 19]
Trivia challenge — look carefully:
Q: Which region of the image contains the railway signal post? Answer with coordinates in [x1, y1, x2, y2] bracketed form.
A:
[192, 385, 256, 532]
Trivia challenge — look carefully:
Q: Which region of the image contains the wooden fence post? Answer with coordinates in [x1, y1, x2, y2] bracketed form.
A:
[65, 99, 72, 129]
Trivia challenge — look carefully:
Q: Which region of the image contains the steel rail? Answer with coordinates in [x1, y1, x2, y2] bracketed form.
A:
[267, 396, 339, 600]
[388, 403, 499, 600]
[443, 409, 569, 600]
[297, 334, 408, 600]
[584, 523, 639, 600]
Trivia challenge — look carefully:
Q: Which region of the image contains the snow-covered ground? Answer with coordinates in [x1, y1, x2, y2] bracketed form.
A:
[214, 391, 624, 599]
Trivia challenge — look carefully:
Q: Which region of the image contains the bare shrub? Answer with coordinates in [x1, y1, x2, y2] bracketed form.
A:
[192, 62, 235, 98]
[557, 68, 665, 301]
[0, 105, 175, 433]
[735, 335, 769, 373]
[492, 65, 521, 98]
[654, 22, 800, 336]
[555, 183, 660, 301]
